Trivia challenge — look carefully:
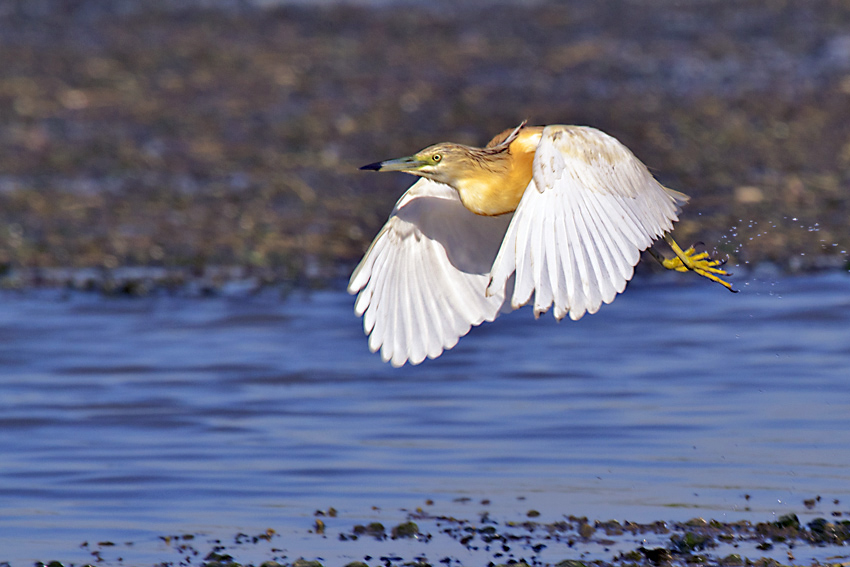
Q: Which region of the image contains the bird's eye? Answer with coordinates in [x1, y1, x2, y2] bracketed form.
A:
[432, 154, 442, 163]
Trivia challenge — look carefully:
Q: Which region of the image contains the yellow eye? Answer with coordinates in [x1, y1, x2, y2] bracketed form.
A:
[432, 154, 442, 163]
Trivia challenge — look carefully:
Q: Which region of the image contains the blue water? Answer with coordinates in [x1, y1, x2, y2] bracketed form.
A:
[1, 273, 849, 565]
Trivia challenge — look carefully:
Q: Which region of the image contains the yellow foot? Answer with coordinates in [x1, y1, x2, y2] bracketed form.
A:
[661, 234, 738, 293]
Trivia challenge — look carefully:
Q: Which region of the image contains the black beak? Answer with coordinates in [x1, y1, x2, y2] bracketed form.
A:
[359, 161, 384, 171]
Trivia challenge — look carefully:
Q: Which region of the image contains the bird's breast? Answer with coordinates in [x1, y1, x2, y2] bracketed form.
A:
[456, 129, 541, 216]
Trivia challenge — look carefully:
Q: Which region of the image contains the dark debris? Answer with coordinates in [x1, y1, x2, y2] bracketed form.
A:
[26, 508, 850, 567]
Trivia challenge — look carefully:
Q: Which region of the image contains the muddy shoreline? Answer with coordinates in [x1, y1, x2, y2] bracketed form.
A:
[26, 503, 850, 567]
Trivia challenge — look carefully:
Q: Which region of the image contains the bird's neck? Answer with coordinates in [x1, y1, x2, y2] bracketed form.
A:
[455, 128, 542, 216]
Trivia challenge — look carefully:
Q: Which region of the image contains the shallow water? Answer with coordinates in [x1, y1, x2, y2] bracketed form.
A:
[1, 273, 849, 564]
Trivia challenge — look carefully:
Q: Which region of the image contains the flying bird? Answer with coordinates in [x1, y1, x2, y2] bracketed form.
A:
[349, 122, 734, 367]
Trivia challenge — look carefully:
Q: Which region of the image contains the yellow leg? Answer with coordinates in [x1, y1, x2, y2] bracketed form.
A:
[655, 233, 738, 292]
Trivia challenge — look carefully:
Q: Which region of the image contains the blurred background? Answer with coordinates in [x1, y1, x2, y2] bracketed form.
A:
[1, 0, 848, 290]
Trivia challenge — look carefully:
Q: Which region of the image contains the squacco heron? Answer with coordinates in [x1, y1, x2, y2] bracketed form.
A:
[350, 122, 735, 367]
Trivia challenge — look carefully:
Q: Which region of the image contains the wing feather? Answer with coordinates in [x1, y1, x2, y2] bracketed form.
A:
[563, 186, 595, 318]
[573, 186, 606, 313]
[582, 184, 634, 286]
[511, 195, 535, 308]
[359, 235, 393, 332]
[551, 196, 572, 320]
[349, 178, 511, 366]
[533, 206, 553, 315]
[409, 249, 440, 361]
[394, 242, 414, 366]
[425, 257, 458, 357]
[574, 181, 617, 304]
[543, 202, 564, 316]
[488, 125, 686, 321]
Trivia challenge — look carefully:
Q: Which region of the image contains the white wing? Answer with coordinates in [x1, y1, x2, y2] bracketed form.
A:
[487, 125, 688, 321]
[349, 178, 512, 367]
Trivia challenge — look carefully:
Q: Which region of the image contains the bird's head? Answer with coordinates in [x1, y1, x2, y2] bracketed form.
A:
[360, 122, 527, 191]
[360, 143, 477, 187]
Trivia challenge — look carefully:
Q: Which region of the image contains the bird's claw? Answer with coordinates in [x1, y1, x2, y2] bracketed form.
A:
[661, 241, 738, 293]
[661, 246, 722, 271]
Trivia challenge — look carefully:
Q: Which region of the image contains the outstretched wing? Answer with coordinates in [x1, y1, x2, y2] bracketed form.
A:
[487, 125, 688, 321]
[349, 178, 512, 367]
